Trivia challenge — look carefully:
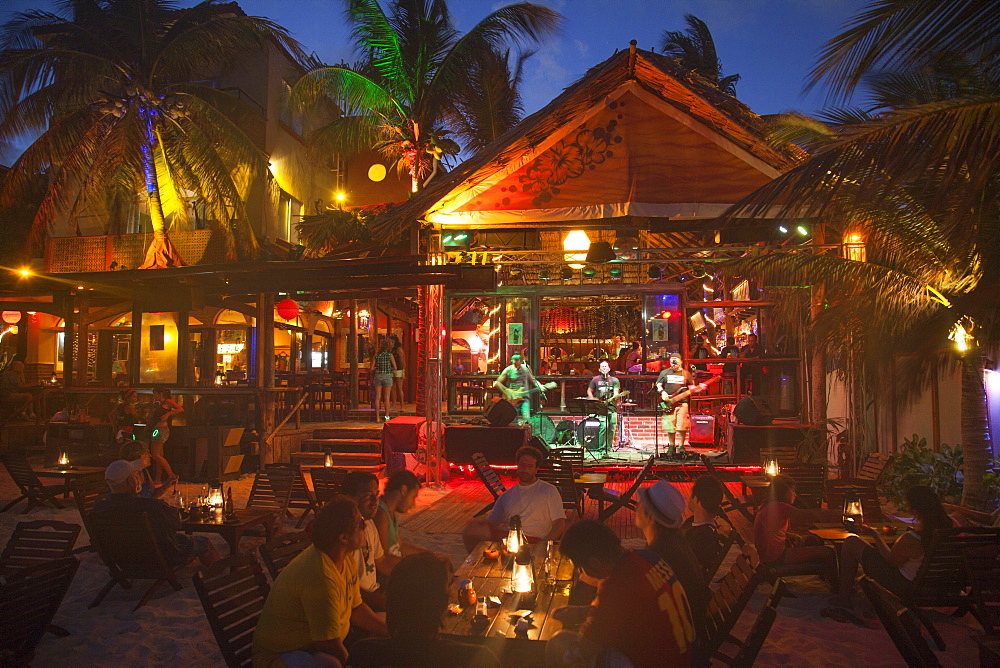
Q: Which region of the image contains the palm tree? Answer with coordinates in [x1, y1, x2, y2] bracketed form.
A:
[660, 14, 740, 96]
[0, 0, 302, 268]
[449, 48, 534, 154]
[720, 0, 1000, 509]
[292, 0, 560, 193]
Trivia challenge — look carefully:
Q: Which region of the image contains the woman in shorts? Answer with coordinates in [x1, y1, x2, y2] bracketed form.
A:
[373, 340, 397, 422]
[390, 335, 406, 414]
[148, 387, 181, 484]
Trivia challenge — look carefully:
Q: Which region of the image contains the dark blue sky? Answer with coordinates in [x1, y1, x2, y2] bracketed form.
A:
[2, 0, 870, 160]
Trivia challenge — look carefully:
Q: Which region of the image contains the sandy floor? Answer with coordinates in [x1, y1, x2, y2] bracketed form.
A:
[0, 466, 984, 667]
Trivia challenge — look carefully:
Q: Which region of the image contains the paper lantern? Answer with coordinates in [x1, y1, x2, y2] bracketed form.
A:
[275, 298, 299, 320]
[1, 311, 21, 324]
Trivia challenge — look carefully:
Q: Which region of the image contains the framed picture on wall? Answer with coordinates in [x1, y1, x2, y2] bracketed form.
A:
[507, 323, 523, 346]
[650, 319, 670, 342]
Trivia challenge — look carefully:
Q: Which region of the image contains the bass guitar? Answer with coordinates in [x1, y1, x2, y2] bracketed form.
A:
[660, 375, 722, 409]
[501, 381, 557, 406]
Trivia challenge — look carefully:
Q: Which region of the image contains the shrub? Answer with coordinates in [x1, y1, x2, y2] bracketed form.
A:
[879, 434, 963, 505]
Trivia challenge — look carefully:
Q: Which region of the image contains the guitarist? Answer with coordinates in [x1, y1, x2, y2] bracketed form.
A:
[655, 354, 707, 458]
[494, 353, 546, 424]
[587, 360, 623, 453]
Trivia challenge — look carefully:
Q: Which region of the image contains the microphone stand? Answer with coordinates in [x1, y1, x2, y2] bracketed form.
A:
[647, 386, 661, 460]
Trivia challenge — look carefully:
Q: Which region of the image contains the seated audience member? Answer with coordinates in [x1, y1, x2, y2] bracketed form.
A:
[636, 481, 707, 621]
[834, 485, 952, 608]
[461, 445, 565, 553]
[341, 471, 393, 611]
[754, 475, 838, 591]
[375, 470, 426, 559]
[91, 458, 219, 568]
[349, 553, 501, 667]
[253, 496, 387, 667]
[548, 520, 695, 667]
[682, 474, 727, 576]
[119, 440, 173, 499]
[0, 360, 35, 421]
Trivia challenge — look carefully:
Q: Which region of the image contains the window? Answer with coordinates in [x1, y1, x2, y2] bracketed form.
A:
[278, 190, 302, 242]
[279, 80, 304, 136]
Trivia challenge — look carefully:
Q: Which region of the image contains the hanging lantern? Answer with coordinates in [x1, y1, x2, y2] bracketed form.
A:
[505, 515, 524, 555]
[843, 491, 864, 532]
[510, 546, 536, 608]
[358, 309, 371, 330]
[275, 298, 299, 320]
[1, 311, 21, 324]
[763, 456, 780, 478]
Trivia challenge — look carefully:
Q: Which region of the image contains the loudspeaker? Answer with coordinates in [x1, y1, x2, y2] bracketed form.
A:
[444, 425, 528, 464]
[733, 396, 776, 426]
[689, 415, 715, 444]
[729, 424, 804, 464]
[527, 435, 549, 454]
[483, 399, 517, 427]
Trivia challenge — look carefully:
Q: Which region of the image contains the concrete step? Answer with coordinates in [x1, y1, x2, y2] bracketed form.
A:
[301, 438, 381, 453]
[291, 451, 382, 468]
[312, 427, 382, 440]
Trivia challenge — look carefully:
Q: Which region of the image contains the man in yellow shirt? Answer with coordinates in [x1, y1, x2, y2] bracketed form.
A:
[253, 496, 387, 667]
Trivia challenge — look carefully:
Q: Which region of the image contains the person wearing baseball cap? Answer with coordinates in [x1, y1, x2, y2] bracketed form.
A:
[636, 481, 708, 622]
[90, 455, 219, 567]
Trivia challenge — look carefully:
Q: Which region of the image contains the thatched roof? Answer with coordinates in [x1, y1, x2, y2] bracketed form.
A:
[371, 42, 797, 238]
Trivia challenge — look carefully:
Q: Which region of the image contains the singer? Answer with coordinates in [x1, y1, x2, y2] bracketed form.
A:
[587, 360, 622, 454]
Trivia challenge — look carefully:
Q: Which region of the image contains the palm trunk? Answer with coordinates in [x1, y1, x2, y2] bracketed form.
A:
[959, 351, 991, 510]
[138, 108, 185, 269]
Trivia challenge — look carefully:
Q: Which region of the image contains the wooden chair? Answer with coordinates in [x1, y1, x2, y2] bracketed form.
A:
[783, 463, 826, 509]
[860, 576, 941, 667]
[702, 527, 740, 584]
[826, 480, 883, 521]
[854, 452, 893, 483]
[0, 557, 80, 666]
[192, 554, 270, 668]
[588, 455, 654, 523]
[903, 527, 1000, 650]
[246, 468, 295, 534]
[0, 450, 67, 513]
[726, 578, 786, 666]
[307, 466, 349, 508]
[695, 544, 766, 667]
[761, 445, 798, 467]
[0, 520, 81, 576]
[965, 544, 1000, 634]
[470, 452, 507, 518]
[258, 531, 312, 579]
[265, 464, 317, 528]
[537, 448, 583, 517]
[87, 510, 185, 611]
[702, 455, 755, 523]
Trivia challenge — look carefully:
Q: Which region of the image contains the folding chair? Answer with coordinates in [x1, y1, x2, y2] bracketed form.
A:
[307, 466, 349, 509]
[701, 454, 756, 523]
[537, 448, 583, 517]
[265, 464, 317, 528]
[258, 531, 312, 579]
[470, 452, 507, 518]
[193, 554, 270, 668]
[588, 455, 654, 523]
[87, 510, 185, 611]
[861, 577, 941, 667]
[695, 544, 767, 667]
[727, 578, 786, 665]
[965, 544, 1000, 634]
[246, 468, 295, 535]
[0, 451, 67, 513]
[0, 520, 81, 576]
[0, 557, 80, 666]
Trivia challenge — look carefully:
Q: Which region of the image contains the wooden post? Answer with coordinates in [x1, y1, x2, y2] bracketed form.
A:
[421, 284, 445, 485]
[256, 293, 275, 466]
[809, 224, 827, 426]
[63, 295, 75, 388]
[74, 294, 89, 385]
[931, 363, 941, 452]
[349, 299, 359, 409]
[129, 302, 141, 387]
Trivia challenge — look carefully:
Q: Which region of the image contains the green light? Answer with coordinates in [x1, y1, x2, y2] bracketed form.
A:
[443, 235, 453, 244]
[152, 428, 160, 438]
[454, 233, 468, 241]
[796, 225, 809, 236]
[609, 265, 623, 279]
[582, 267, 597, 279]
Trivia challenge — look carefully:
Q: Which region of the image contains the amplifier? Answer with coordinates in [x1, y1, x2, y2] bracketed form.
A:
[689, 415, 716, 444]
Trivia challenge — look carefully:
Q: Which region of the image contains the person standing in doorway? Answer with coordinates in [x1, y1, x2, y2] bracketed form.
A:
[389, 335, 406, 415]
[373, 340, 397, 423]
[148, 387, 180, 485]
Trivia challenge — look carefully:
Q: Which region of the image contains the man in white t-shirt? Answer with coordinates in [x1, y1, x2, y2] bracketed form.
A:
[462, 445, 565, 553]
[341, 471, 391, 612]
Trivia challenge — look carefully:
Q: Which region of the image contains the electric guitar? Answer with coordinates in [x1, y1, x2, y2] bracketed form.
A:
[603, 389, 629, 412]
[500, 381, 557, 405]
[660, 375, 722, 409]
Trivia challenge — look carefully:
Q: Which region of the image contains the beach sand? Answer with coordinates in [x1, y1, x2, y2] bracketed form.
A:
[0, 468, 983, 666]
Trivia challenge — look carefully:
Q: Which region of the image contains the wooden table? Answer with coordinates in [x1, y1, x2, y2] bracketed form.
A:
[34, 465, 105, 498]
[809, 522, 905, 546]
[182, 508, 276, 555]
[443, 540, 576, 643]
[574, 473, 608, 515]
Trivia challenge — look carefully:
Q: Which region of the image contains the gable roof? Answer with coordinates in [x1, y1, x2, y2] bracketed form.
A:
[372, 42, 797, 237]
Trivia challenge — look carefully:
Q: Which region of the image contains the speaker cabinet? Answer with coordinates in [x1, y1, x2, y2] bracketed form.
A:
[483, 399, 518, 427]
[689, 415, 716, 444]
[729, 424, 804, 464]
[733, 395, 776, 426]
[444, 425, 528, 465]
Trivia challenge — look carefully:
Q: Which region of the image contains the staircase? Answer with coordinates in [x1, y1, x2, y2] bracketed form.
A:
[291, 425, 383, 472]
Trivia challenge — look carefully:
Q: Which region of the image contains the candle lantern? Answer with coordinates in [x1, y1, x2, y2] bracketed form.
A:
[57, 451, 69, 467]
[511, 546, 536, 608]
[215, 370, 225, 386]
[50, 372, 59, 386]
[324, 450, 334, 467]
[208, 481, 224, 519]
[505, 515, 524, 555]
[843, 491, 864, 532]
[763, 456, 780, 478]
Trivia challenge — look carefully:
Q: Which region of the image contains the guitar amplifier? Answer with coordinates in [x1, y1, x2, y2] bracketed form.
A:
[689, 415, 716, 444]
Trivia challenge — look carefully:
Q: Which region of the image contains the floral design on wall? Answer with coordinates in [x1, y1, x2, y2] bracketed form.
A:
[518, 106, 625, 208]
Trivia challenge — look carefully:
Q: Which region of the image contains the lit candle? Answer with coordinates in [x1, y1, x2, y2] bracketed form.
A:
[506, 515, 524, 555]
[324, 451, 334, 467]
[763, 458, 780, 477]
[57, 451, 69, 467]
